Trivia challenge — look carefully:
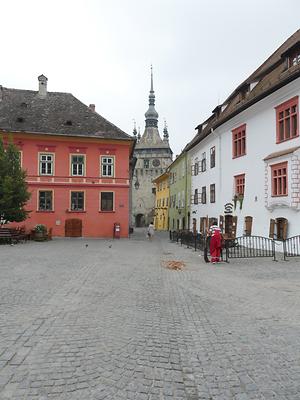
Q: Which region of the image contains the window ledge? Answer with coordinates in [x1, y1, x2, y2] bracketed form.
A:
[66, 210, 86, 213]
[36, 210, 55, 213]
[99, 210, 115, 213]
[276, 135, 299, 144]
[233, 154, 246, 159]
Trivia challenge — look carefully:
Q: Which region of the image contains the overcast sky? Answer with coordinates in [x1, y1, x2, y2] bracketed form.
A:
[2, 0, 300, 156]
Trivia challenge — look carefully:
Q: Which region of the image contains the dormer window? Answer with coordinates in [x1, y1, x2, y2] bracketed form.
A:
[282, 43, 300, 69]
[16, 117, 24, 123]
[250, 81, 259, 91]
[65, 120, 72, 126]
[237, 85, 249, 103]
[221, 103, 228, 112]
[289, 49, 300, 67]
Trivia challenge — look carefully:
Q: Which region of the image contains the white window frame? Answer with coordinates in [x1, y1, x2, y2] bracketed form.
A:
[101, 156, 115, 177]
[70, 191, 85, 211]
[100, 191, 115, 212]
[39, 153, 54, 176]
[70, 154, 86, 176]
[37, 189, 54, 211]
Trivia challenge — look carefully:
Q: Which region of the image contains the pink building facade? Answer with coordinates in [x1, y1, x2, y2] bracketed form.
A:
[0, 76, 135, 238]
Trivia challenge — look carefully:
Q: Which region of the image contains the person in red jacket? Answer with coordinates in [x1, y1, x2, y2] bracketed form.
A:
[209, 222, 222, 264]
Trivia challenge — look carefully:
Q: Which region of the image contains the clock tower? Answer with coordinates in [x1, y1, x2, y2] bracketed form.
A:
[132, 67, 173, 227]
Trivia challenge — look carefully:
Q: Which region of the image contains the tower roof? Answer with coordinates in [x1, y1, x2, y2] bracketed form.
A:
[144, 65, 159, 127]
[136, 67, 172, 153]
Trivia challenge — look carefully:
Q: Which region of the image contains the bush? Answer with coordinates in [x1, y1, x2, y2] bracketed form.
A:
[34, 224, 47, 233]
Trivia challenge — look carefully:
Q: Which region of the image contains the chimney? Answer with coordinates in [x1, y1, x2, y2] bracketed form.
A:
[38, 75, 48, 98]
[89, 104, 95, 112]
[0, 86, 3, 102]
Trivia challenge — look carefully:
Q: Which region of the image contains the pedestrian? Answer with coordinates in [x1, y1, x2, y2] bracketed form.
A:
[209, 221, 222, 264]
[147, 222, 155, 240]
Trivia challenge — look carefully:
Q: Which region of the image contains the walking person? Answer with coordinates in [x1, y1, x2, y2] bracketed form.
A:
[147, 222, 155, 240]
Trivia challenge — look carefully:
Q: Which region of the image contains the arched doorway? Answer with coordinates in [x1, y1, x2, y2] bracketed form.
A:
[135, 214, 145, 227]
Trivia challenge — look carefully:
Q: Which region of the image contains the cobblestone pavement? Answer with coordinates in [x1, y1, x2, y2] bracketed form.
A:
[0, 229, 300, 400]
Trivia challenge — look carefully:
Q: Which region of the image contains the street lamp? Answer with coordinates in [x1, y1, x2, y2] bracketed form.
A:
[134, 179, 140, 190]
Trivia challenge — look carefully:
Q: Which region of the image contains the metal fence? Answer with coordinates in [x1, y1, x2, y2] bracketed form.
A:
[224, 235, 276, 261]
[283, 235, 300, 260]
[170, 231, 207, 252]
[170, 231, 277, 262]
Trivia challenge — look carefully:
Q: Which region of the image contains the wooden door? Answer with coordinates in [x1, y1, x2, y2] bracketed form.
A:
[224, 215, 237, 239]
[65, 218, 82, 237]
[244, 216, 253, 236]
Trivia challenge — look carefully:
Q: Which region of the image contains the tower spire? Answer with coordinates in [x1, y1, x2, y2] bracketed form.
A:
[163, 119, 169, 142]
[150, 64, 154, 92]
[145, 65, 158, 128]
[132, 119, 137, 136]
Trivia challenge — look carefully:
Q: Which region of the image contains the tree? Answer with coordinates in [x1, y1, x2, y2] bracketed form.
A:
[0, 136, 31, 223]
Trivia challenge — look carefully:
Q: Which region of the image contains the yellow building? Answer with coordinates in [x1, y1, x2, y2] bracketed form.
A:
[153, 171, 170, 231]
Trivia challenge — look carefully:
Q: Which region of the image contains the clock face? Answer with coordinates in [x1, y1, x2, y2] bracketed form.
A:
[152, 159, 160, 167]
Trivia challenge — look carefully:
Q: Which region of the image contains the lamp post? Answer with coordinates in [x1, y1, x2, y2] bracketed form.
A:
[134, 179, 140, 190]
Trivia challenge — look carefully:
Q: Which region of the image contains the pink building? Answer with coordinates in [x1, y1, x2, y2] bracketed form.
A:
[0, 75, 135, 238]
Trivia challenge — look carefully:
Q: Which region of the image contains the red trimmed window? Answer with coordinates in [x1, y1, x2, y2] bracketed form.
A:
[275, 97, 298, 143]
[232, 124, 246, 158]
[234, 174, 245, 195]
[271, 162, 288, 197]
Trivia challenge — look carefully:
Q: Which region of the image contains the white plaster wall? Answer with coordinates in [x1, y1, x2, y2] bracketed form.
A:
[189, 77, 300, 237]
[189, 134, 220, 231]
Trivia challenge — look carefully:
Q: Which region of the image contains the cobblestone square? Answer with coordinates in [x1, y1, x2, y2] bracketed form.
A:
[0, 230, 300, 399]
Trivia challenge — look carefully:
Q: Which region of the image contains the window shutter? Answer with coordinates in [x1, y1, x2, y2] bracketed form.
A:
[269, 219, 275, 239]
[231, 216, 238, 238]
[200, 218, 205, 234]
[244, 216, 253, 236]
[190, 194, 194, 204]
[191, 165, 195, 175]
[282, 219, 288, 240]
[219, 215, 224, 232]
[205, 216, 209, 232]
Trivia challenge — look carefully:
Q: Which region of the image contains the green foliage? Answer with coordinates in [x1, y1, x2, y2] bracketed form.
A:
[0, 135, 31, 223]
[34, 224, 47, 233]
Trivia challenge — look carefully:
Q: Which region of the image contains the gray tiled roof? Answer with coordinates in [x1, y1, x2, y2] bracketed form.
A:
[0, 87, 132, 141]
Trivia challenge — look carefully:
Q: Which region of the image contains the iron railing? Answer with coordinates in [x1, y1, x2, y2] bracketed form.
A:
[224, 235, 276, 261]
[283, 235, 300, 260]
[170, 231, 278, 262]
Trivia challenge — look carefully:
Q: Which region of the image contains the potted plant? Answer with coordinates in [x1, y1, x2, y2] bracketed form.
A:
[33, 224, 47, 241]
[232, 195, 238, 210]
[232, 194, 244, 210]
[238, 194, 244, 210]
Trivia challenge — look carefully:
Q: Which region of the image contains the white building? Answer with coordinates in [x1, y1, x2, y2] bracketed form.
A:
[188, 29, 300, 240]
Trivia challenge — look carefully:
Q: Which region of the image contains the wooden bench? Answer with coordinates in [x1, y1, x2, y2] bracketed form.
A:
[0, 228, 17, 244]
[0, 228, 30, 244]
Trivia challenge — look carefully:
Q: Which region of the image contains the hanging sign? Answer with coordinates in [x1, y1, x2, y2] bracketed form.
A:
[224, 202, 233, 215]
